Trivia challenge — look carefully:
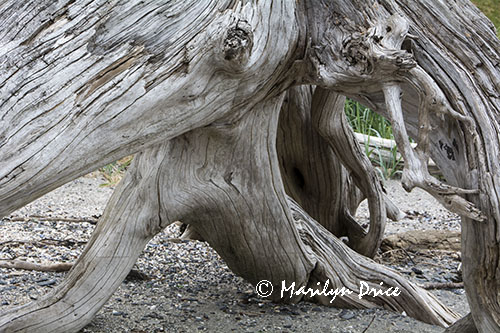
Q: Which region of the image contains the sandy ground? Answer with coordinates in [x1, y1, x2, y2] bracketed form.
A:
[0, 175, 467, 332]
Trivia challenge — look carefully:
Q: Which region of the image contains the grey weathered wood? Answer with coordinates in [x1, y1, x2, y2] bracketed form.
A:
[300, 1, 500, 331]
[277, 85, 389, 258]
[128, 92, 458, 325]
[446, 313, 479, 333]
[310, 87, 388, 257]
[0, 151, 166, 332]
[1, 92, 458, 331]
[1, 0, 499, 332]
[0, 0, 298, 216]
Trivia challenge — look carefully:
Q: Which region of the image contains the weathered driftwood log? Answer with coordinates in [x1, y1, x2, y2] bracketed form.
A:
[0, 95, 458, 331]
[0, 147, 167, 332]
[447, 313, 479, 333]
[0, 0, 499, 332]
[381, 230, 462, 252]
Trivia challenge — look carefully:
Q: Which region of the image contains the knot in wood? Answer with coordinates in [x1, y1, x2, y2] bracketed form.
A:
[342, 33, 416, 76]
[341, 34, 374, 74]
[393, 52, 415, 70]
[223, 21, 253, 63]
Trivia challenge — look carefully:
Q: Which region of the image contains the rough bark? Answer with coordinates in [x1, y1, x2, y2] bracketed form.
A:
[1, 0, 499, 332]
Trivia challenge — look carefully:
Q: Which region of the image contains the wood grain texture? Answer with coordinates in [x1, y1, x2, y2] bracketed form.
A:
[299, 1, 500, 330]
[0, 149, 166, 332]
[0, 0, 300, 217]
[1, 0, 500, 332]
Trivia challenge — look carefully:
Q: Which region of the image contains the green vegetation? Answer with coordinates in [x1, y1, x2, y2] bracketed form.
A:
[99, 156, 133, 186]
[345, 100, 402, 180]
[472, 0, 500, 36]
[344, 99, 393, 140]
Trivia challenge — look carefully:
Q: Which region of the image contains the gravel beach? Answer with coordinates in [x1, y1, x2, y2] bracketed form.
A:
[0, 175, 468, 332]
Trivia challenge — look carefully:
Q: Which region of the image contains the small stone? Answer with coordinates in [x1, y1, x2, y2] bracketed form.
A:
[112, 310, 127, 316]
[1, 286, 16, 292]
[144, 312, 163, 319]
[339, 309, 356, 320]
[411, 267, 424, 275]
[9, 278, 20, 285]
[37, 279, 57, 287]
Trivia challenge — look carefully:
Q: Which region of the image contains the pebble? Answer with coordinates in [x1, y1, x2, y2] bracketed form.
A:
[112, 310, 127, 316]
[339, 310, 356, 320]
[1, 286, 16, 292]
[37, 279, 57, 287]
[411, 267, 424, 275]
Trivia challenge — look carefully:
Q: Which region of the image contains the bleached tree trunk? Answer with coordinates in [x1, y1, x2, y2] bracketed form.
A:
[1, 0, 499, 332]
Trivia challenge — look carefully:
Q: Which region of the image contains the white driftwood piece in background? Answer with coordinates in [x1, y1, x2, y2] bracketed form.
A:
[354, 133, 440, 175]
[0, 0, 499, 332]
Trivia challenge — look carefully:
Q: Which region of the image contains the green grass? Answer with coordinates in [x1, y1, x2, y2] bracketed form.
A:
[344, 99, 393, 140]
[472, 0, 500, 36]
[98, 156, 133, 186]
[344, 2, 499, 179]
[345, 100, 403, 180]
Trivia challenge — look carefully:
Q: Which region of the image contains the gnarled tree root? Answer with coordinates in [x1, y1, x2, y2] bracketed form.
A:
[445, 313, 478, 333]
[277, 85, 388, 258]
[156, 94, 458, 326]
[0, 92, 459, 332]
[0, 153, 167, 333]
[289, 199, 458, 326]
[311, 87, 388, 257]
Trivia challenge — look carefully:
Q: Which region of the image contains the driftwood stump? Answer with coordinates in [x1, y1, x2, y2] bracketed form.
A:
[0, 0, 499, 332]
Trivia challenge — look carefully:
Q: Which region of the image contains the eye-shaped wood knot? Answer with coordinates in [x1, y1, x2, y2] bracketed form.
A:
[223, 20, 253, 66]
